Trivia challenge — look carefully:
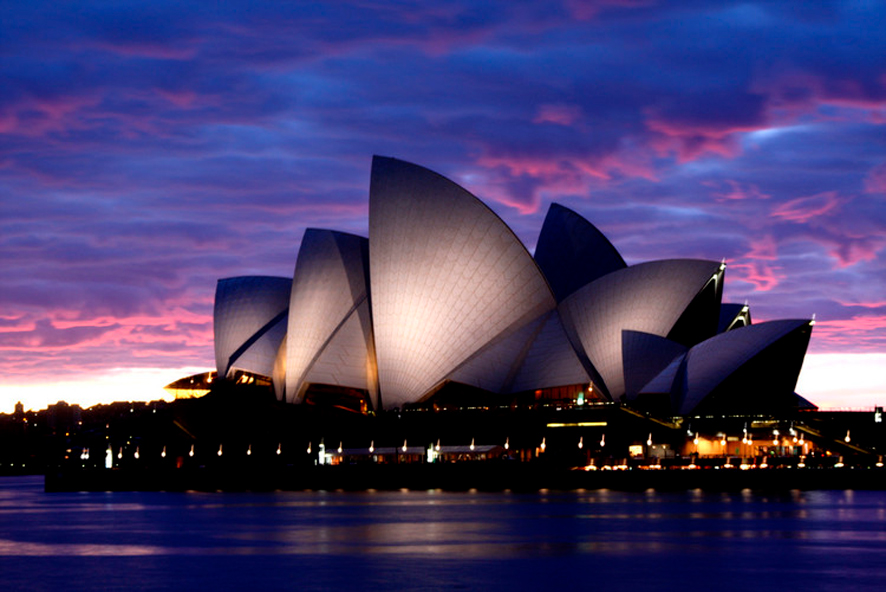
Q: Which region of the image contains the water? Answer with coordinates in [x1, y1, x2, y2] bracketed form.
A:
[1, 476, 885, 591]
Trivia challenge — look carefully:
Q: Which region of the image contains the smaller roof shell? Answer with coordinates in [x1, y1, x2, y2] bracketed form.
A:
[534, 203, 626, 302]
[674, 318, 813, 415]
[214, 276, 291, 378]
[559, 259, 722, 400]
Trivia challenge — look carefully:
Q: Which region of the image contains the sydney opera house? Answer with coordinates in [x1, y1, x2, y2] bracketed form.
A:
[206, 156, 815, 421]
[40, 155, 886, 495]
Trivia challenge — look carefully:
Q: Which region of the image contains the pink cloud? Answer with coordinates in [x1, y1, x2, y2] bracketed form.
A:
[473, 151, 657, 214]
[728, 235, 784, 291]
[835, 300, 886, 309]
[0, 94, 102, 137]
[808, 315, 886, 350]
[761, 71, 886, 124]
[87, 40, 199, 60]
[827, 236, 886, 268]
[154, 88, 200, 108]
[643, 92, 771, 162]
[645, 122, 747, 162]
[708, 179, 770, 202]
[533, 104, 583, 126]
[770, 191, 842, 223]
[0, 319, 120, 350]
[564, 0, 656, 20]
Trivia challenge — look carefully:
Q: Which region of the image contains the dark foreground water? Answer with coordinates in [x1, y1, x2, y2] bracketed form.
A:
[1, 476, 885, 591]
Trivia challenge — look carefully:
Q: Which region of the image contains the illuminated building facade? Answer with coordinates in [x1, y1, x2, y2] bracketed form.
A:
[204, 156, 815, 417]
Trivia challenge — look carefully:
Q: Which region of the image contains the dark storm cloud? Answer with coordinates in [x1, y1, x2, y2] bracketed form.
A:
[2, 0, 885, 386]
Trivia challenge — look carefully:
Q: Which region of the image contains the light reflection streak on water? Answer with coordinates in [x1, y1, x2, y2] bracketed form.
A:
[0, 477, 884, 563]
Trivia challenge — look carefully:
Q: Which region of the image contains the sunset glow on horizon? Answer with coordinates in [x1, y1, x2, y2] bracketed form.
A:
[2, 353, 884, 415]
[1, 2, 884, 413]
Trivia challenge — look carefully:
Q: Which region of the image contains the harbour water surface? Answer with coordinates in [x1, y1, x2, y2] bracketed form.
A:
[1, 476, 885, 591]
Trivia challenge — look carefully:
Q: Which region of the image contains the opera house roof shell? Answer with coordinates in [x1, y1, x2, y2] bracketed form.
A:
[211, 156, 815, 416]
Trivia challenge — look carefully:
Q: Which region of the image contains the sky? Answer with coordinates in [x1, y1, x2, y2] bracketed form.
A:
[1, 1, 885, 413]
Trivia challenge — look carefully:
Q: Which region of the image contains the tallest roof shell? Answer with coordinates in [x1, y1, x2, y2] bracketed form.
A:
[369, 156, 556, 409]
